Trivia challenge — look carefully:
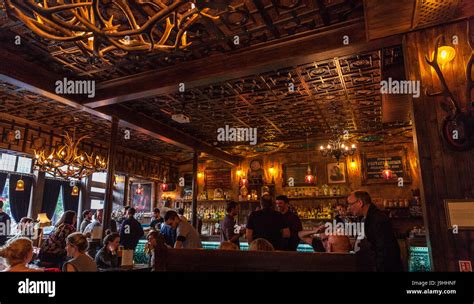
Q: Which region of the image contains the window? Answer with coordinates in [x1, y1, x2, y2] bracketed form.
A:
[0, 153, 33, 173]
[17, 157, 32, 173]
[91, 199, 104, 210]
[91, 187, 105, 194]
[92, 172, 107, 183]
[51, 188, 64, 225]
[0, 178, 14, 224]
[0, 153, 16, 171]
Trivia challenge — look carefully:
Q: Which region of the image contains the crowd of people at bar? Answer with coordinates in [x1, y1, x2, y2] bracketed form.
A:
[0, 190, 403, 272]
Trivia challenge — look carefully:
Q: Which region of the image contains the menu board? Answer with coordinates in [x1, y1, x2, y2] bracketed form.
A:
[366, 156, 404, 179]
[283, 163, 316, 186]
[362, 149, 411, 184]
[205, 169, 231, 189]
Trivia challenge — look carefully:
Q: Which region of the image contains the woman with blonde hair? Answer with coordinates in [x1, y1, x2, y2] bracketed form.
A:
[63, 232, 97, 272]
[249, 238, 274, 251]
[0, 238, 43, 272]
[218, 241, 239, 250]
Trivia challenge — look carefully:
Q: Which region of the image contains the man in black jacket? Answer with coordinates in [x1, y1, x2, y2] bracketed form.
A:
[119, 208, 144, 251]
[347, 191, 403, 272]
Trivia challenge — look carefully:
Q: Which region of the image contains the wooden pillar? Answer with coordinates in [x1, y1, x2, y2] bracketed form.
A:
[28, 171, 45, 220]
[403, 19, 474, 271]
[191, 151, 199, 228]
[102, 116, 119, 237]
[123, 175, 130, 206]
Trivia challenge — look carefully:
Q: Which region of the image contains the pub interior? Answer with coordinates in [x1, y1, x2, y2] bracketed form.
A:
[0, 0, 473, 274]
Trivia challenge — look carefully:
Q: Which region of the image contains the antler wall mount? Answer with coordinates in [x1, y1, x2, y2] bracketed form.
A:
[424, 30, 474, 151]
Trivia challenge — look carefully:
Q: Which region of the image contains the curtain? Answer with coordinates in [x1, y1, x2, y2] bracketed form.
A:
[8, 174, 33, 223]
[0, 172, 7, 195]
[62, 182, 80, 214]
[41, 179, 62, 220]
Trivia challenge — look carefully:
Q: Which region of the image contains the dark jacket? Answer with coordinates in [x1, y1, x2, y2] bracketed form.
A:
[364, 204, 403, 272]
[119, 217, 144, 250]
[95, 247, 119, 270]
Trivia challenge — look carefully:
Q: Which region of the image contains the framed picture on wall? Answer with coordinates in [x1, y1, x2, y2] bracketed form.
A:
[327, 162, 346, 184]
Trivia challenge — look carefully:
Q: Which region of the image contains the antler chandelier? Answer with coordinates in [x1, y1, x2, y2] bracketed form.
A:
[34, 132, 107, 180]
[4, 0, 226, 59]
[319, 136, 356, 164]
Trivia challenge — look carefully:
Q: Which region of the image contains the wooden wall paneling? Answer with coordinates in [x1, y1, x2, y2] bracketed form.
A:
[404, 19, 474, 271]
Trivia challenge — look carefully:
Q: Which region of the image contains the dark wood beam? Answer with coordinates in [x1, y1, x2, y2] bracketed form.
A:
[191, 151, 199, 228]
[0, 49, 241, 165]
[100, 105, 241, 165]
[84, 19, 402, 108]
[102, 116, 118, 238]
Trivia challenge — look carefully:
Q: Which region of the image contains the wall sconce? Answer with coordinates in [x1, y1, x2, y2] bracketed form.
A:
[16, 177, 25, 191]
[425, 34, 474, 151]
[197, 171, 204, 179]
[268, 164, 276, 184]
[350, 157, 357, 169]
[434, 45, 456, 66]
[236, 168, 243, 177]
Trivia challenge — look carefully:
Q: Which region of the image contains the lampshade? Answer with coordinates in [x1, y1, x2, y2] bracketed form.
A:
[71, 185, 79, 196]
[304, 167, 315, 184]
[15, 178, 25, 191]
[161, 183, 168, 191]
[36, 213, 51, 228]
[382, 168, 393, 180]
[436, 45, 456, 65]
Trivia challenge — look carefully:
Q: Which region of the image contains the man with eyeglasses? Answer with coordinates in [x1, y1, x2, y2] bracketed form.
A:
[347, 190, 403, 272]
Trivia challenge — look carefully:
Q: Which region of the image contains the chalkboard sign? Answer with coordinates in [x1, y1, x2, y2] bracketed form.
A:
[283, 163, 316, 186]
[205, 169, 231, 190]
[361, 148, 411, 184]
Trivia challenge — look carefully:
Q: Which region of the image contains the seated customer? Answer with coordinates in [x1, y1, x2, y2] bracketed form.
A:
[249, 238, 274, 252]
[299, 227, 352, 253]
[218, 241, 239, 251]
[0, 238, 43, 272]
[38, 210, 76, 268]
[146, 230, 168, 272]
[95, 232, 120, 270]
[164, 211, 202, 249]
[63, 233, 97, 272]
[10, 217, 35, 240]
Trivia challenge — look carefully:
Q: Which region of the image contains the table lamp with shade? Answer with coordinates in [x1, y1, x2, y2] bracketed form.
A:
[36, 213, 51, 228]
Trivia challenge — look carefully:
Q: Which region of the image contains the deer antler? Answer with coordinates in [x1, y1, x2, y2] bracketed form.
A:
[425, 35, 460, 117]
[466, 22, 474, 113]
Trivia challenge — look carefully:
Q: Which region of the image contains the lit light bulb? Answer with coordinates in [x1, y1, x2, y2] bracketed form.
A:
[435, 45, 456, 65]
[351, 144, 356, 149]
[320, 146, 324, 150]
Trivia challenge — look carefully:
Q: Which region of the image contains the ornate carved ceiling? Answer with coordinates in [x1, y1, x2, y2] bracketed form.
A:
[119, 45, 411, 148]
[0, 0, 364, 81]
[0, 81, 191, 161]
